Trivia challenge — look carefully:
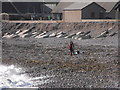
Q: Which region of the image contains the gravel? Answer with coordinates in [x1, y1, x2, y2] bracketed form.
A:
[2, 37, 119, 88]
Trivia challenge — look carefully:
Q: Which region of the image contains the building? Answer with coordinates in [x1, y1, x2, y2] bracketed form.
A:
[2, 1, 59, 20]
[113, 1, 120, 19]
[52, 2, 119, 22]
[97, 2, 117, 19]
[63, 2, 106, 22]
[2, 1, 119, 21]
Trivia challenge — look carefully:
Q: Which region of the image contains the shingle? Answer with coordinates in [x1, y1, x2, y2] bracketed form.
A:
[52, 2, 74, 13]
[64, 2, 92, 10]
[96, 2, 117, 12]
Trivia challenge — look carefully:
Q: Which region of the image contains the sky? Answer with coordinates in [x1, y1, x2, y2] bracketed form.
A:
[0, 0, 119, 2]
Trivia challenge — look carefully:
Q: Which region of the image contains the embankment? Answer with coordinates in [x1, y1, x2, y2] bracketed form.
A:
[2, 21, 119, 39]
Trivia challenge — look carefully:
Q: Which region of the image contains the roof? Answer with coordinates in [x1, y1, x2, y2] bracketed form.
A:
[96, 2, 117, 12]
[52, 2, 74, 13]
[1, 0, 60, 2]
[112, 1, 120, 10]
[53, 2, 118, 13]
[64, 2, 92, 10]
[64, 2, 117, 12]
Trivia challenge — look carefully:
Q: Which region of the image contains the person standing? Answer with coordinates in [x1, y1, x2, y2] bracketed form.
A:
[68, 41, 74, 56]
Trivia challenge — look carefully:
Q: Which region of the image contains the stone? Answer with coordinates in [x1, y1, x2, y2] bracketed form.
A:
[18, 29, 30, 36]
[109, 32, 117, 37]
[35, 31, 48, 38]
[37, 34, 49, 38]
[84, 31, 91, 35]
[57, 32, 66, 35]
[96, 30, 109, 38]
[16, 30, 21, 34]
[76, 31, 84, 35]
[78, 35, 91, 40]
[3, 33, 16, 39]
[56, 34, 67, 38]
[64, 33, 76, 38]
[49, 33, 56, 37]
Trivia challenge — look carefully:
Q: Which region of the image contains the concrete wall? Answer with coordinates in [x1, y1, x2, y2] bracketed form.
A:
[82, 3, 106, 19]
[63, 10, 81, 22]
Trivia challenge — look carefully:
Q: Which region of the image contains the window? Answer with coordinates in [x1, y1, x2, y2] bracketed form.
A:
[91, 12, 95, 18]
